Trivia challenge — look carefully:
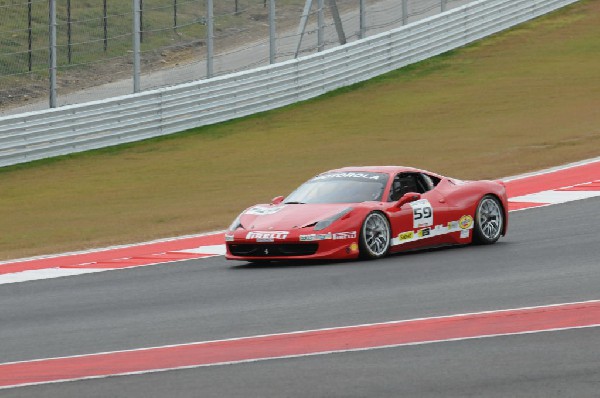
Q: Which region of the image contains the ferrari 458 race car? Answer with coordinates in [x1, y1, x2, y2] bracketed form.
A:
[225, 166, 508, 262]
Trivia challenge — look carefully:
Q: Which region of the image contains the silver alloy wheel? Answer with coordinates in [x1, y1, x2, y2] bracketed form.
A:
[361, 212, 390, 258]
[477, 197, 502, 241]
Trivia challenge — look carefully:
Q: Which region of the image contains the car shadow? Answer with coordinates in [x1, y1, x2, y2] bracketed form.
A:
[229, 258, 354, 270]
[229, 241, 512, 269]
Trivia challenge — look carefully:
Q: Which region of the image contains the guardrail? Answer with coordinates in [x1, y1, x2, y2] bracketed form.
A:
[0, 0, 579, 168]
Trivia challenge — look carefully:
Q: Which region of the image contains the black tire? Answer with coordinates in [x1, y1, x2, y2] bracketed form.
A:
[472, 195, 504, 245]
[359, 212, 391, 259]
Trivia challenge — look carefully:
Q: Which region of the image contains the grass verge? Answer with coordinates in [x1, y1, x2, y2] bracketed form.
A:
[1, 0, 599, 260]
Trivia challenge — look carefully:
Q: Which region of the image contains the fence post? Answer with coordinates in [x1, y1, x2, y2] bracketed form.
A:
[67, 0, 72, 64]
[207, 0, 214, 78]
[49, 0, 57, 108]
[28, 0, 32, 72]
[317, 0, 324, 51]
[441, 0, 447, 12]
[103, 0, 108, 52]
[174, 0, 177, 31]
[402, 0, 408, 25]
[269, 0, 276, 64]
[133, 0, 141, 92]
[359, 0, 366, 39]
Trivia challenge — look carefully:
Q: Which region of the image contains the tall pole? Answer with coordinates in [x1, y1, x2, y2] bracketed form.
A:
[269, 0, 276, 64]
[207, 0, 214, 78]
[402, 0, 408, 25]
[103, 0, 108, 52]
[28, 0, 32, 72]
[133, 0, 141, 92]
[67, 0, 72, 64]
[441, 0, 447, 12]
[328, 0, 346, 45]
[174, 0, 178, 31]
[317, 0, 324, 52]
[359, 0, 366, 39]
[49, 0, 57, 108]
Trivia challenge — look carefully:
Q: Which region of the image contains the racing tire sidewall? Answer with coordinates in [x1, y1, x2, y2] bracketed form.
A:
[359, 212, 391, 259]
[473, 195, 504, 245]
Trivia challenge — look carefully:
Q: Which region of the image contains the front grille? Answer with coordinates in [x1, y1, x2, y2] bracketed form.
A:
[228, 243, 318, 257]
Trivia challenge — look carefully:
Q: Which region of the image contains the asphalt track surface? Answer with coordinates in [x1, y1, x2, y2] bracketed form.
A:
[2, 197, 600, 397]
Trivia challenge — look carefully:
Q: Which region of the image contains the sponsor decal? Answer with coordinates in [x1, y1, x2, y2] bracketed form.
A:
[245, 206, 286, 216]
[418, 228, 431, 238]
[398, 231, 414, 241]
[225, 234, 235, 242]
[350, 243, 359, 252]
[447, 221, 459, 231]
[313, 172, 382, 181]
[246, 231, 289, 242]
[393, 216, 476, 246]
[332, 231, 357, 240]
[459, 215, 474, 229]
[299, 233, 332, 242]
[410, 199, 433, 228]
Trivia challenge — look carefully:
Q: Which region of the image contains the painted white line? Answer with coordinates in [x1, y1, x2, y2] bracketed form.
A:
[0, 268, 108, 284]
[176, 245, 227, 255]
[510, 190, 600, 205]
[0, 230, 226, 266]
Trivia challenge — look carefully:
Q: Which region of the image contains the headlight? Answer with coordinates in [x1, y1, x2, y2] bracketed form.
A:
[228, 215, 243, 231]
[314, 207, 353, 231]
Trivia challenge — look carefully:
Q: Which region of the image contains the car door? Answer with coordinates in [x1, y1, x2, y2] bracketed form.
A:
[386, 172, 453, 251]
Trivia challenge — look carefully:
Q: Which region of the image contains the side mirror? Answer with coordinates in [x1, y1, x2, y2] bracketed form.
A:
[271, 196, 284, 205]
[395, 192, 421, 208]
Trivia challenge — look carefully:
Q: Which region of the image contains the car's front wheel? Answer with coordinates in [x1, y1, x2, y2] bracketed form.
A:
[359, 212, 391, 259]
[473, 195, 504, 244]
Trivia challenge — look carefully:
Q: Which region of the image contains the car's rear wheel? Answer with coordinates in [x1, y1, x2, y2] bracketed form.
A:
[473, 195, 504, 245]
[359, 212, 391, 259]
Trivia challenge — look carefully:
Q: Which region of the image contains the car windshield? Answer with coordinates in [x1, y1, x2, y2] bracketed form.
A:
[284, 172, 389, 204]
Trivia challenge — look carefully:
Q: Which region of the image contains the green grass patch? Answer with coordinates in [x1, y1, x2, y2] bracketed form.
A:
[0, 0, 599, 260]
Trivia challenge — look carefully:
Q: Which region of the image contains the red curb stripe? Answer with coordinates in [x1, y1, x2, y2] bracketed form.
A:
[504, 161, 600, 197]
[0, 234, 224, 275]
[1, 301, 599, 389]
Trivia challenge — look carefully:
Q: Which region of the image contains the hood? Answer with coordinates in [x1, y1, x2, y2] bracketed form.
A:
[239, 203, 354, 231]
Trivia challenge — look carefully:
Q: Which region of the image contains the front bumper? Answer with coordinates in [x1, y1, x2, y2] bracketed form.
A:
[225, 231, 360, 261]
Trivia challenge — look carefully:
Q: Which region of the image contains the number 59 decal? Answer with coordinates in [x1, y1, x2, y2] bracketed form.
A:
[410, 199, 433, 228]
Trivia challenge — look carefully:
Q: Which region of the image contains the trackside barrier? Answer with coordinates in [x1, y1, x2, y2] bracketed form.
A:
[0, 0, 580, 167]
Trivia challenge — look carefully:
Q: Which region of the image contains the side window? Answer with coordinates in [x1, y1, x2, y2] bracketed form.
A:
[389, 173, 440, 201]
[389, 173, 422, 201]
[418, 173, 437, 191]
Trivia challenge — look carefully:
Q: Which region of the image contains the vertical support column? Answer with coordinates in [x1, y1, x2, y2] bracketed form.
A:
[441, 0, 447, 12]
[103, 0, 108, 52]
[269, 0, 276, 64]
[49, 0, 57, 108]
[328, 0, 346, 45]
[317, 0, 324, 52]
[140, 0, 144, 43]
[174, 0, 178, 31]
[28, 0, 32, 72]
[294, 0, 313, 58]
[133, 0, 141, 93]
[359, 0, 366, 39]
[206, 0, 214, 78]
[402, 0, 408, 26]
[67, 0, 72, 64]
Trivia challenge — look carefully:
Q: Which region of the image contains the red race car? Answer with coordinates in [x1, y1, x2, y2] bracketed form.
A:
[225, 166, 508, 261]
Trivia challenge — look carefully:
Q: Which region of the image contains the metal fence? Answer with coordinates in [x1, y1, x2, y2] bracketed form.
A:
[0, 0, 579, 168]
[0, 0, 470, 115]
